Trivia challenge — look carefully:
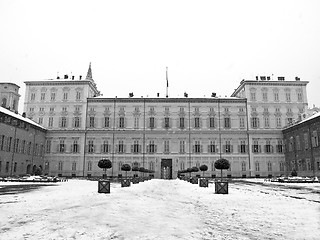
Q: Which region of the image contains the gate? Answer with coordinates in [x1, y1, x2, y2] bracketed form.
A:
[161, 159, 172, 179]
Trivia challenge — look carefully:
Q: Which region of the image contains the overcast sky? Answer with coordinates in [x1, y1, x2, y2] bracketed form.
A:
[1, 0, 320, 112]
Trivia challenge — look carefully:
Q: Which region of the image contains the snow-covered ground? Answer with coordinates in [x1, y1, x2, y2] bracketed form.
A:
[0, 179, 319, 240]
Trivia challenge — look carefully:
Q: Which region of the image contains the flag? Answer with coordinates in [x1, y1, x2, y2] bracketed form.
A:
[166, 67, 169, 87]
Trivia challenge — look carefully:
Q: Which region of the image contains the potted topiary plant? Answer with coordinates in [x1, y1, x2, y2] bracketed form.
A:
[131, 166, 140, 184]
[190, 166, 199, 184]
[97, 158, 112, 193]
[199, 164, 209, 187]
[214, 158, 230, 194]
[121, 164, 131, 187]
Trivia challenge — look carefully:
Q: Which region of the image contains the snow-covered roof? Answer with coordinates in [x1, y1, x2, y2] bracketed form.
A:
[284, 111, 320, 130]
[0, 106, 46, 130]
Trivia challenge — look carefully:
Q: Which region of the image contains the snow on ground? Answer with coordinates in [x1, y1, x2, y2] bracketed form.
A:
[0, 179, 319, 240]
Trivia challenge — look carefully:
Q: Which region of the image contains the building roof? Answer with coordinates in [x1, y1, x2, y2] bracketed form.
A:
[0, 106, 46, 130]
[283, 111, 320, 131]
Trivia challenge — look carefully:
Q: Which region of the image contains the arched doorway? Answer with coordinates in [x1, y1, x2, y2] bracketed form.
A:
[26, 164, 32, 174]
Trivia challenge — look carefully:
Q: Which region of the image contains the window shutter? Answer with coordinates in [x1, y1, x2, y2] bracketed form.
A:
[200, 145, 203, 153]
[59, 117, 62, 128]
[155, 145, 157, 153]
[252, 145, 254, 153]
[139, 145, 141, 153]
[131, 145, 134, 153]
[208, 145, 210, 153]
[230, 145, 233, 153]
[101, 144, 103, 153]
[223, 145, 226, 153]
[258, 145, 262, 153]
[271, 145, 274, 153]
[56, 144, 59, 152]
[192, 145, 195, 153]
[257, 118, 260, 128]
[146, 145, 149, 153]
[70, 145, 73, 152]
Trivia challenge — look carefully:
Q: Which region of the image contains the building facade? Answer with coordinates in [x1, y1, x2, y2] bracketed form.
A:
[0, 82, 20, 112]
[282, 112, 320, 177]
[23, 67, 309, 179]
[0, 106, 47, 177]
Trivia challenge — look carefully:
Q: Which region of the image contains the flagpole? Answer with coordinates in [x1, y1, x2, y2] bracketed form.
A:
[166, 67, 169, 98]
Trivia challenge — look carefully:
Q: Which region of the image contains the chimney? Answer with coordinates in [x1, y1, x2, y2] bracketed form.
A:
[72, 76, 75, 80]
[157, 93, 160, 97]
[211, 92, 216, 97]
[79, 75, 82, 80]
[22, 112, 26, 117]
[64, 74, 68, 79]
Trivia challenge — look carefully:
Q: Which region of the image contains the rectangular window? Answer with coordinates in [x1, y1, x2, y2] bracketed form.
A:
[164, 140, 170, 153]
[87, 161, 92, 171]
[312, 130, 319, 148]
[241, 162, 246, 171]
[252, 140, 260, 153]
[276, 117, 282, 128]
[251, 117, 259, 128]
[72, 140, 79, 153]
[225, 140, 231, 153]
[133, 140, 140, 153]
[7, 137, 12, 152]
[264, 117, 270, 128]
[104, 117, 110, 128]
[255, 162, 260, 171]
[179, 117, 185, 129]
[50, 92, 56, 101]
[194, 141, 201, 153]
[119, 117, 125, 128]
[63, 92, 68, 100]
[48, 117, 53, 127]
[40, 93, 45, 101]
[209, 141, 215, 153]
[89, 117, 95, 128]
[38, 117, 43, 125]
[239, 117, 245, 128]
[59, 140, 65, 153]
[74, 117, 80, 128]
[6, 161, 9, 172]
[46, 140, 51, 153]
[102, 140, 109, 153]
[49, 107, 54, 112]
[224, 117, 231, 128]
[72, 162, 76, 171]
[209, 117, 215, 128]
[149, 140, 156, 153]
[58, 162, 63, 171]
[118, 140, 124, 153]
[88, 140, 94, 153]
[14, 139, 19, 153]
[250, 92, 256, 101]
[279, 162, 285, 172]
[240, 140, 246, 153]
[60, 117, 67, 128]
[164, 117, 170, 128]
[149, 117, 155, 128]
[262, 92, 268, 101]
[297, 92, 303, 101]
[265, 140, 272, 153]
[296, 136, 301, 150]
[267, 162, 272, 172]
[304, 133, 309, 149]
[194, 117, 200, 128]
[179, 140, 185, 153]
[30, 93, 36, 101]
[134, 117, 139, 129]
[76, 92, 81, 100]
[277, 140, 283, 153]
[274, 92, 279, 101]
[285, 93, 291, 102]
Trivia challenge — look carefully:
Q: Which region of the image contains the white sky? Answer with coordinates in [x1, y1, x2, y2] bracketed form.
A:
[1, 0, 320, 112]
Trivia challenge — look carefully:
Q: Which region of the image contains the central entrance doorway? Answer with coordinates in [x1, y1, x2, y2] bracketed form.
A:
[161, 159, 172, 179]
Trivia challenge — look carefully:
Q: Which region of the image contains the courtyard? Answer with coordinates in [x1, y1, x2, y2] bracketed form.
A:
[0, 179, 319, 240]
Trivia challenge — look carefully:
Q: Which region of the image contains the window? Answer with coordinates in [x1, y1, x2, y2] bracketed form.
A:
[50, 92, 56, 100]
[133, 140, 140, 153]
[209, 141, 215, 153]
[89, 117, 95, 128]
[149, 140, 156, 153]
[50, 107, 54, 112]
[72, 162, 76, 171]
[30, 93, 36, 101]
[59, 140, 65, 153]
[14, 139, 19, 153]
[149, 117, 155, 129]
[38, 117, 43, 125]
[179, 140, 185, 153]
[255, 162, 260, 171]
[87, 162, 92, 171]
[164, 117, 170, 128]
[285, 92, 291, 102]
[164, 140, 170, 153]
[194, 141, 201, 153]
[180, 161, 185, 171]
[276, 117, 282, 128]
[194, 117, 200, 128]
[240, 140, 246, 153]
[297, 92, 303, 102]
[225, 140, 232, 153]
[119, 117, 125, 128]
[104, 117, 110, 128]
[7, 137, 12, 152]
[304, 133, 309, 149]
[102, 140, 109, 153]
[72, 140, 79, 153]
[265, 140, 272, 153]
[274, 92, 279, 101]
[74, 117, 80, 128]
[76, 91, 81, 100]
[46, 139, 51, 153]
[134, 117, 139, 129]
[250, 92, 256, 101]
[40, 93, 45, 101]
[209, 117, 215, 128]
[44, 162, 49, 171]
[296, 136, 301, 151]
[241, 162, 246, 171]
[63, 92, 68, 100]
[262, 92, 268, 101]
[62, 107, 67, 112]
[179, 117, 185, 129]
[88, 140, 94, 153]
[58, 161, 63, 171]
[264, 117, 270, 128]
[252, 140, 260, 153]
[224, 117, 231, 128]
[239, 117, 245, 128]
[251, 117, 259, 128]
[312, 130, 319, 148]
[267, 162, 272, 172]
[280, 162, 285, 172]
[277, 140, 283, 153]
[118, 140, 124, 153]
[60, 117, 67, 128]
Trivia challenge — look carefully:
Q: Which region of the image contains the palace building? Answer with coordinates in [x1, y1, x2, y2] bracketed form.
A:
[21, 65, 309, 179]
